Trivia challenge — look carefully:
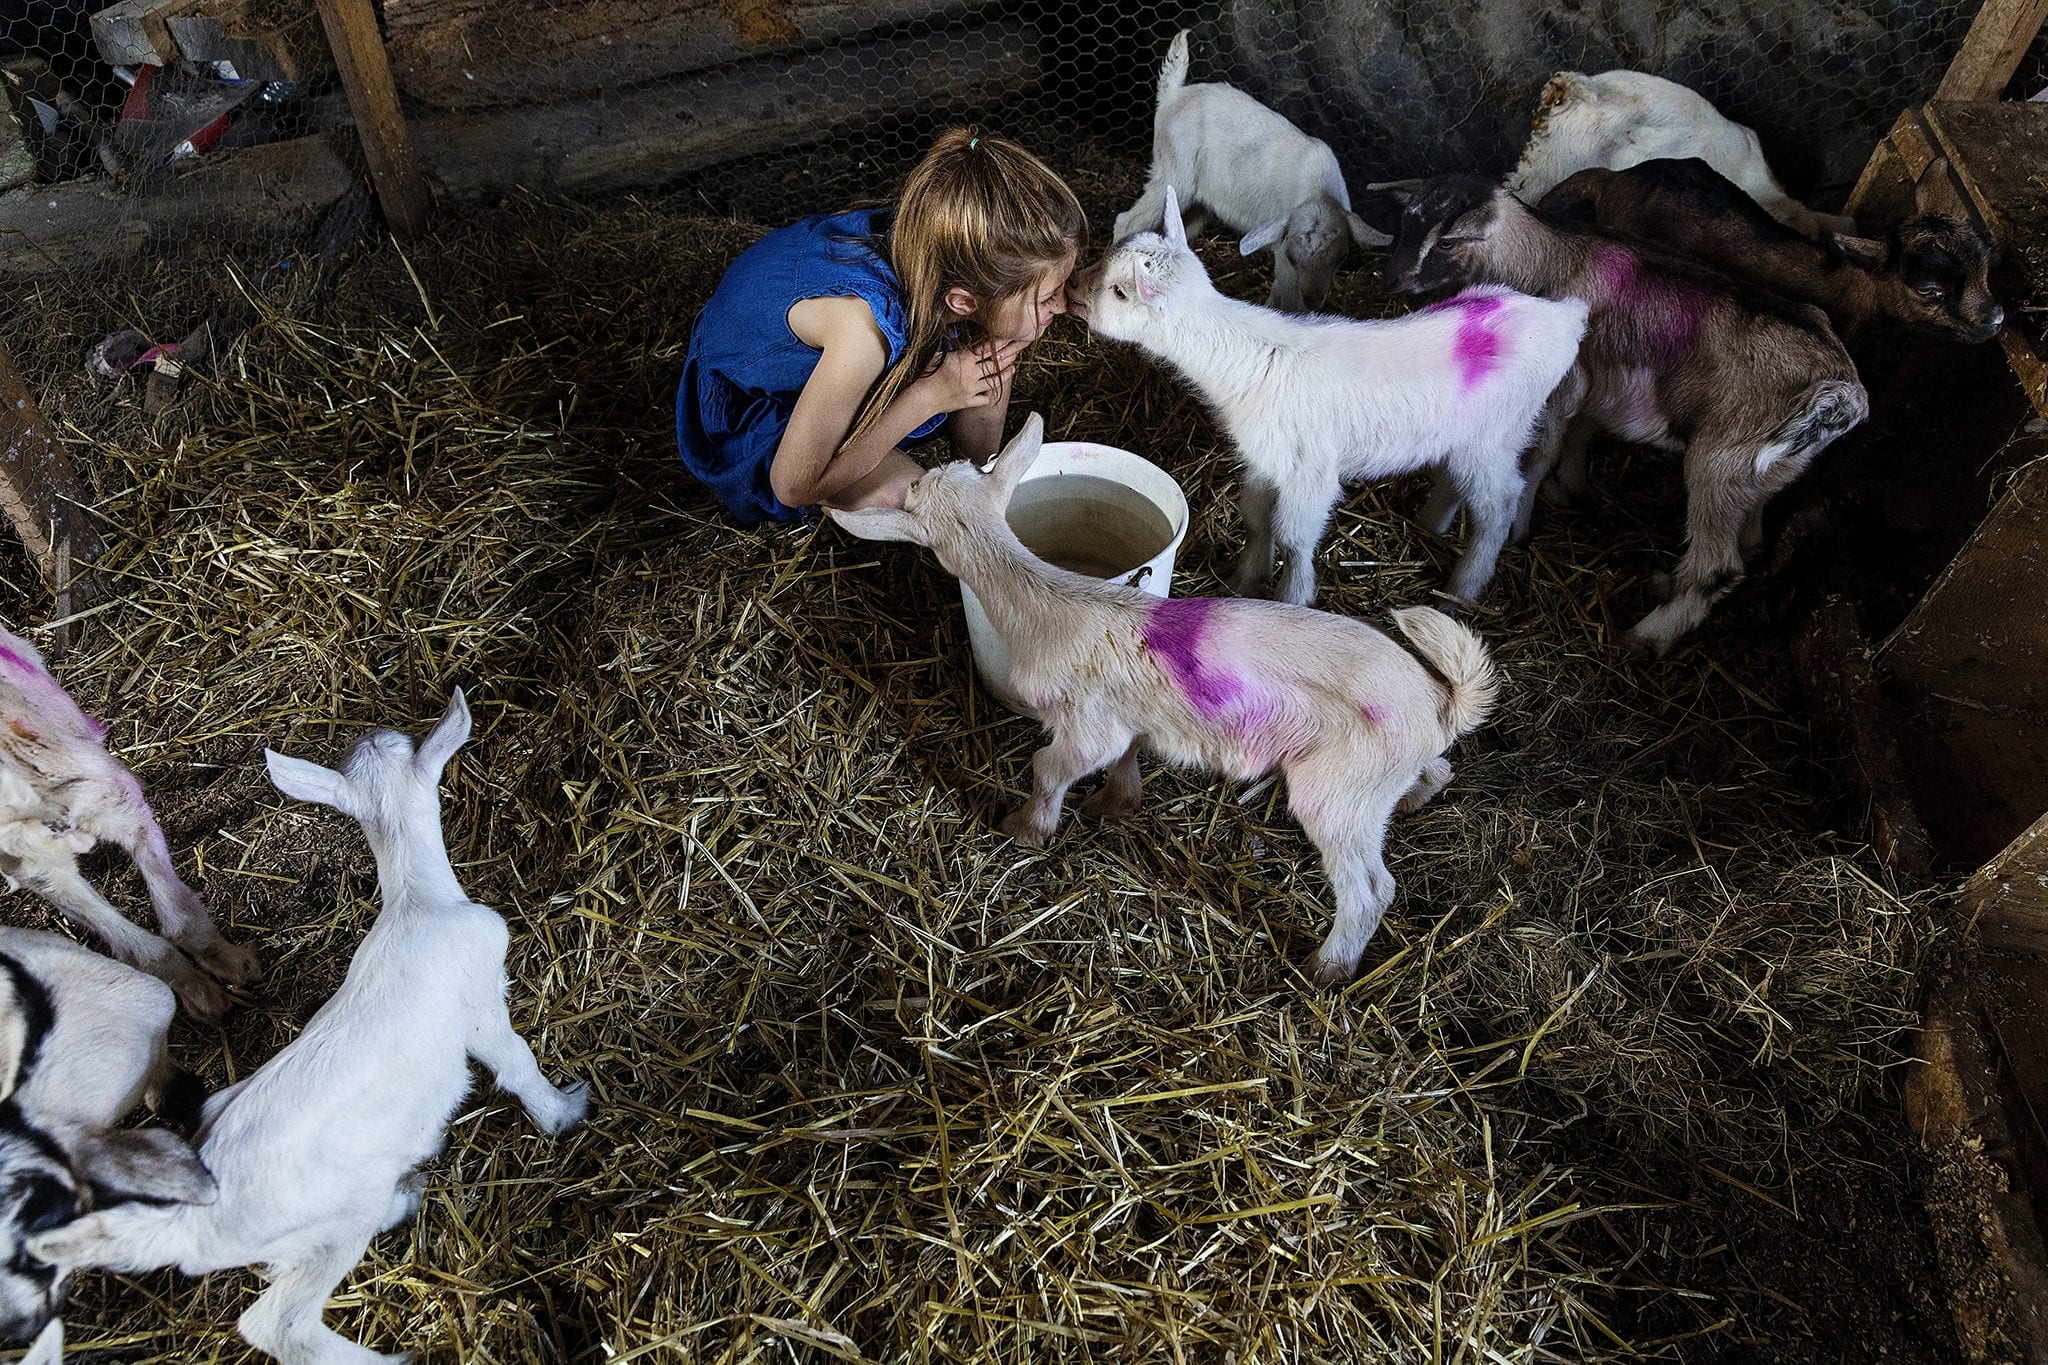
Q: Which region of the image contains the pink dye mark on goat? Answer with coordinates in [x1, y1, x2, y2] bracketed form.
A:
[1594, 245, 1707, 359]
[1420, 292, 1508, 389]
[0, 640, 109, 740]
[1362, 702, 1390, 728]
[1143, 597, 1240, 718]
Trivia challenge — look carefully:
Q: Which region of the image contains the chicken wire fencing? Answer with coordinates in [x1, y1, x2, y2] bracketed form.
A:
[3, 0, 2047, 357]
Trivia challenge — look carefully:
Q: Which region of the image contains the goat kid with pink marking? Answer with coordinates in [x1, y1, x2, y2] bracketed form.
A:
[1090, 186, 1587, 607]
[0, 626, 257, 1020]
[1539, 156, 2002, 347]
[832, 414, 1499, 983]
[1370, 176, 1869, 655]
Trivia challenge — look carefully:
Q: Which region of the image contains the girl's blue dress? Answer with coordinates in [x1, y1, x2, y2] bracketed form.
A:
[676, 206, 946, 524]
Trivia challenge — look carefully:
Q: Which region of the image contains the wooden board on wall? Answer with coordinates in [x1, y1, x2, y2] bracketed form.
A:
[384, 0, 1002, 110]
[1876, 455, 2048, 867]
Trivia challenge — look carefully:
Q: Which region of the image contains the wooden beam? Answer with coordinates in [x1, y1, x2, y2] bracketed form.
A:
[0, 17, 1044, 273]
[1935, 0, 2048, 101]
[1964, 808, 2048, 953]
[0, 340, 101, 606]
[315, 0, 431, 240]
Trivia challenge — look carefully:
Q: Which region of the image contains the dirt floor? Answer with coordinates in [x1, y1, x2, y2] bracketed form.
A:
[0, 127, 1973, 1362]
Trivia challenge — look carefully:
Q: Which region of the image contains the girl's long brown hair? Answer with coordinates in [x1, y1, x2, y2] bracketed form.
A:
[838, 129, 1086, 457]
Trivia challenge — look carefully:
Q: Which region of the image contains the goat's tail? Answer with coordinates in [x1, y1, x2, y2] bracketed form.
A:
[1391, 607, 1499, 740]
[1754, 377, 1868, 475]
[1159, 30, 1191, 103]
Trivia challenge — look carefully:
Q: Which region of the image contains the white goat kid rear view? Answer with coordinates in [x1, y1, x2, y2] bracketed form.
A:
[1506, 70, 1854, 239]
[0, 626, 258, 1020]
[1091, 188, 1588, 607]
[29, 690, 589, 1365]
[833, 414, 1499, 982]
[1114, 30, 1387, 312]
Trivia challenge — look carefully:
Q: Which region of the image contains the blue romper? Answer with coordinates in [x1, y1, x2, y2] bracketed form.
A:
[676, 206, 947, 524]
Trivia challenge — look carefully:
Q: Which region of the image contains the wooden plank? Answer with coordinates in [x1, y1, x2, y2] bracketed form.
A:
[0, 340, 102, 603]
[1908, 978, 2048, 1359]
[382, 0, 998, 111]
[0, 135, 357, 274]
[88, 0, 184, 66]
[411, 17, 1045, 201]
[315, 0, 431, 240]
[1966, 808, 2048, 953]
[1876, 456, 2048, 865]
[1934, 0, 2048, 101]
[1788, 595, 1936, 879]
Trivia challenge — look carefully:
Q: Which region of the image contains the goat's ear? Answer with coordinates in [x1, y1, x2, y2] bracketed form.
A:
[1346, 211, 1392, 249]
[1162, 186, 1188, 249]
[1828, 232, 1889, 271]
[415, 688, 472, 779]
[1238, 216, 1288, 255]
[990, 413, 1046, 497]
[827, 507, 927, 545]
[76, 1129, 217, 1208]
[264, 749, 354, 813]
[20, 1317, 61, 1365]
[1914, 157, 1965, 216]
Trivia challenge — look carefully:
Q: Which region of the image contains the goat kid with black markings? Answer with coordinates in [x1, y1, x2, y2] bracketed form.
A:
[29, 691, 589, 1365]
[834, 414, 1499, 983]
[0, 927, 214, 1348]
[1539, 156, 2002, 347]
[1370, 176, 1869, 655]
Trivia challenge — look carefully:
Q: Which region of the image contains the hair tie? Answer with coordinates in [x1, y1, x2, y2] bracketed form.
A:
[969, 137, 980, 149]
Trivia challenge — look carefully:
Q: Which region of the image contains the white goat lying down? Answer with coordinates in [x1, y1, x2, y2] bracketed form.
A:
[1114, 29, 1388, 312]
[32, 691, 589, 1365]
[834, 414, 1499, 982]
[1091, 187, 1588, 608]
[1505, 70, 1854, 239]
[0, 626, 258, 1019]
[0, 926, 213, 1350]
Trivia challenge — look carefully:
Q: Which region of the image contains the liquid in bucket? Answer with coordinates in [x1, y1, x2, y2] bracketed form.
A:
[1006, 474, 1176, 580]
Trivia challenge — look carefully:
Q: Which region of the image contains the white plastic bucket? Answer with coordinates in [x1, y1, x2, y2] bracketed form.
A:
[961, 441, 1190, 717]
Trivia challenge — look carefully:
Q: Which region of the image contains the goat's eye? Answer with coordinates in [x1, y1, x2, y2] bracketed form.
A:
[1112, 285, 1129, 301]
[1916, 284, 1944, 299]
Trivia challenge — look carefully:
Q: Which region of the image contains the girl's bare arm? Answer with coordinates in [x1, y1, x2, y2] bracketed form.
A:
[770, 297, 931, 508]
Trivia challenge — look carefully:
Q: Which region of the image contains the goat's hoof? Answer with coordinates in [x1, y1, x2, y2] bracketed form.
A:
[540, 1081, 592, 1137]
[1305, 950, 1357, 986]
[1079, 787, 1141, 820]
[998, 810, 1052, 847]
[194, 937, 261, 986]
[170, 969, 232, 1023]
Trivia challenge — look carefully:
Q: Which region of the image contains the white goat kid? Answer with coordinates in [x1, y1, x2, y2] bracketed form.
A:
[0, 627, 258, 1019]
[1092, 187, 1588, 607]
[30, 690, 589, 1365]
[1506, 70, 1855, 239]
[1113, 30, 1387, 312]
[833, 414, 1499, 982]
[0, 927, 214, 1347]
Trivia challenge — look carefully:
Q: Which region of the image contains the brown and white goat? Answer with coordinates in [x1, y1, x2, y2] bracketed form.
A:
[1369, 176, 1869, 655]
[1538, 156, 2002, 347]
[831, 414, 1499, 983]
[0, 627, 257, 1019]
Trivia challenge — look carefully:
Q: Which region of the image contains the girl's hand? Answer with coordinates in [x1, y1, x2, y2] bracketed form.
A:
[915, 338, 1024, 415]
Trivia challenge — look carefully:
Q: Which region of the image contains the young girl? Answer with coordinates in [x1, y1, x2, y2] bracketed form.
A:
[676, 129, 1087, 523]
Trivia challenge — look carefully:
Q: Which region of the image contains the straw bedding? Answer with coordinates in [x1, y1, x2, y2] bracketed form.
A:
[0, 157, 1960, 1362]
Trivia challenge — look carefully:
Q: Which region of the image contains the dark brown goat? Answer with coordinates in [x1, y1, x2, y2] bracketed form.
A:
[1368, 175, 1869, 656]
[1538, 156, 2002, 346]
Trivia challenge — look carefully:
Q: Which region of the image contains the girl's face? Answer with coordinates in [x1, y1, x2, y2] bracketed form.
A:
[978, 252, 1079, 346]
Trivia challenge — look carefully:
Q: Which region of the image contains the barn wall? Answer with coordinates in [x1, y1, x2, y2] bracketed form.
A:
[1213, 0, 2034, 199]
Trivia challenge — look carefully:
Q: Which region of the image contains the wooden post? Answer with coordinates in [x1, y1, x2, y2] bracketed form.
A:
[1935, 0, 2048, 100]
[1964, 809, 2048, 954]
[315, 0, 430, 240]
[0, 339, 101, 608]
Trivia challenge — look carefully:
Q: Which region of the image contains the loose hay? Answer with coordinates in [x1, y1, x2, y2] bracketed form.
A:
[0, 186, 1956, 1362]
